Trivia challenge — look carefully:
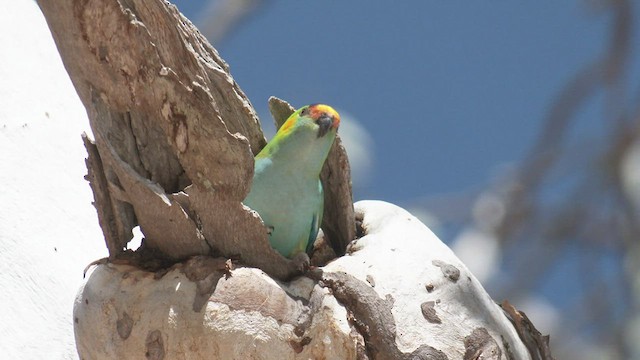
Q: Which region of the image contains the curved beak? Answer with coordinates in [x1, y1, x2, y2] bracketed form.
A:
[317, 114, 334, 138]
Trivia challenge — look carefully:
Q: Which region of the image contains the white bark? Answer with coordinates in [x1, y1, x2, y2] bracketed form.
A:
[0, 2, 103, 358]
[75, 200, 530, 359]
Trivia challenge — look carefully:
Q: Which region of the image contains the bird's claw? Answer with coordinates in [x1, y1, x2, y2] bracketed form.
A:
[292, 252, 311, 273]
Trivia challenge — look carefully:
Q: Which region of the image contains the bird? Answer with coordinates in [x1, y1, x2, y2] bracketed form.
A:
[243, 104, 340, 259]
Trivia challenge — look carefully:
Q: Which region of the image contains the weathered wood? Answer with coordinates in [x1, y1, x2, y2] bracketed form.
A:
[82, 133, 133, 256]
[319, 137, 355, 256]
[38, 2, 551, 359]
[75, 201, 544, 359]
[37, 0, 302, 279]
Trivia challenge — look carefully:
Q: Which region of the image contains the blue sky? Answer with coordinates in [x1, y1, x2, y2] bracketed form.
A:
[173, 1, 617, 207]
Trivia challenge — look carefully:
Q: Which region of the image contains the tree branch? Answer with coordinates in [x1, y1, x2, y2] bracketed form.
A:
[37, 0, 302, 279]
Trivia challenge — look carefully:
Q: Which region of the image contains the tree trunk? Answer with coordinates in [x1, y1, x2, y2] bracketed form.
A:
[37, 0, 552, 358]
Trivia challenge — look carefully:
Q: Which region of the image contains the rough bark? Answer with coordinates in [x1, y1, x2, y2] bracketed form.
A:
[75, 201, 550, 359]
[36, 1, 552, 358]
[37, 0, 318, 279]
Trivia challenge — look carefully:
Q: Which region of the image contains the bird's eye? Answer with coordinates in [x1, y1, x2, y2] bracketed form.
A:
[300, 108, 309, 116]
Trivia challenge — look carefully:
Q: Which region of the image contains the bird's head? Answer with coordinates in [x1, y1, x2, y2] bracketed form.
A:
[279, 104, 340, 139]
[255, 104, 340, 165]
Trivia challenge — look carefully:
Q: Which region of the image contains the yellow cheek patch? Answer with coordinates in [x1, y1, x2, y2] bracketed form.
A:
[278, 115, 297, 134]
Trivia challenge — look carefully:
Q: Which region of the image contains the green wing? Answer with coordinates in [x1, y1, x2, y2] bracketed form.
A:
[306, 212, 321, 254]
[306, 181, 324, 254]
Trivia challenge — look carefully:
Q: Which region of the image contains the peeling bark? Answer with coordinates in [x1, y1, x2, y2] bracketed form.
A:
[500, 301, 555, 360]
[319, 271, 400, 359]
[38, 1, 553, 359]
[145, 330, 165, 360]
[37, 0, 320, 280]
[83, 133, 132, 256]
[463, 328, 502, 360]
[421, 301, 442, 324]
[432, 259, 461, 283]
[74, 201, 553, 359]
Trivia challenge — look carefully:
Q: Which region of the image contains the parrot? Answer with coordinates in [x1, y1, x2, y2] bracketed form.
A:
[243, 104, 340, 259]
